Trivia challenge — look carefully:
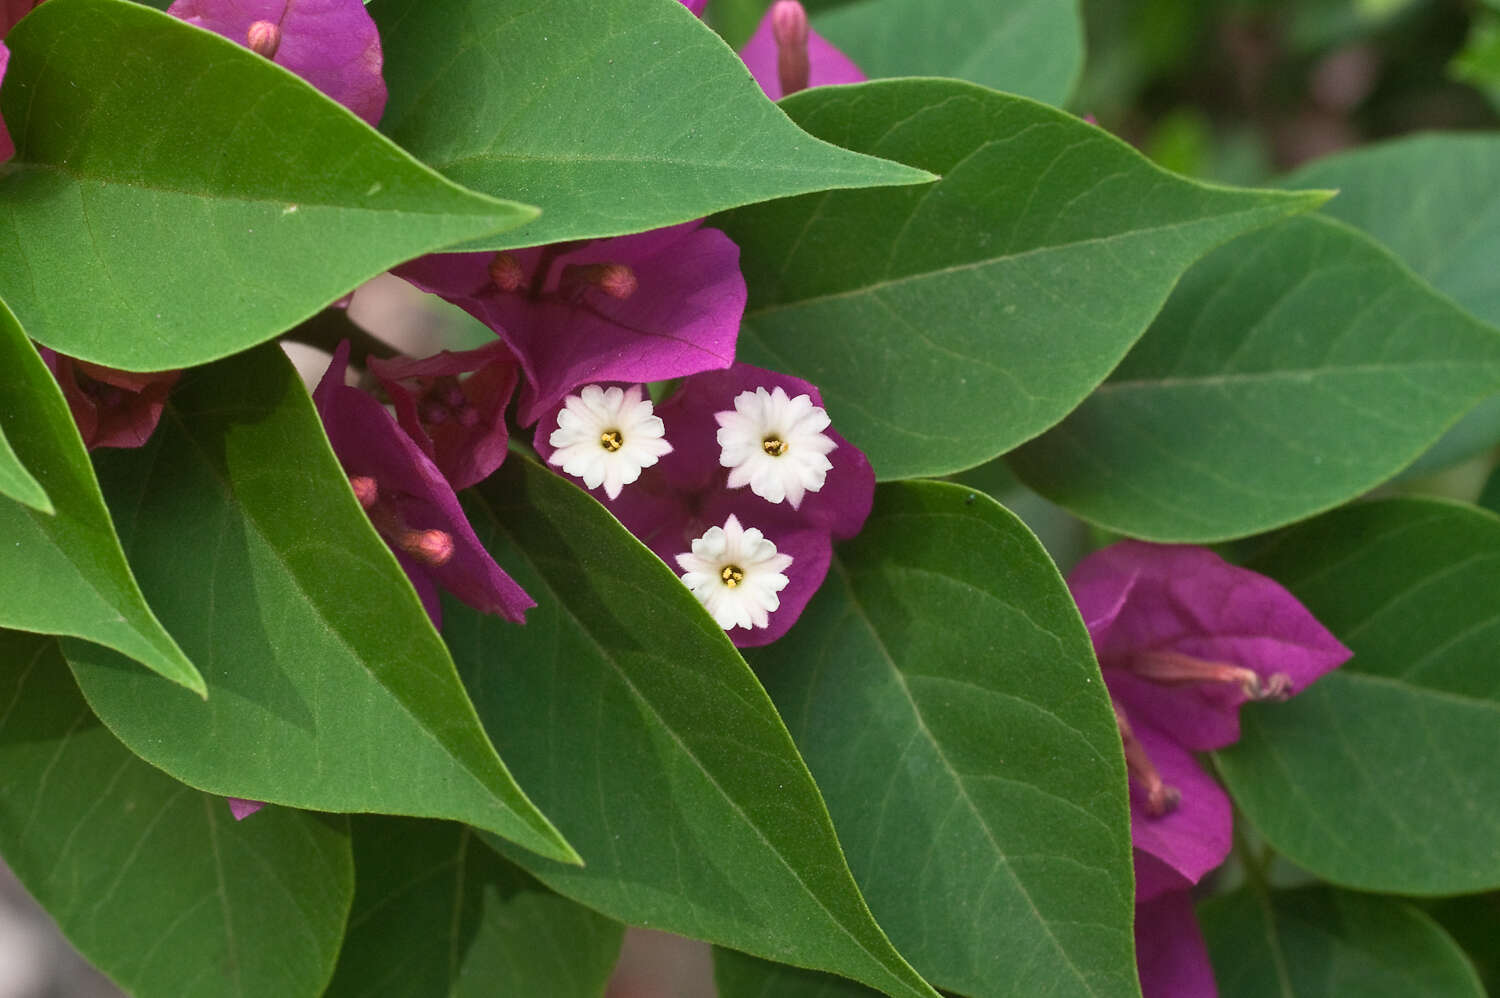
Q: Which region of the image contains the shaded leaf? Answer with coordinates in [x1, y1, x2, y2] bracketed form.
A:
[813, 0, 1083, 106]
[0, 0, 535, 371]
[1480, 464, 1500, 515]
[1200, 887, 1484, 998]
[64, 345, 575, 863]
[1288, 135, 1500, 474]
[370, 0, 932, 251]
[1010, 215, 1500, 541]
[716, 947, 879, 998]
[1216, 498, 1500, 893]
[443, 458, 941, 998]
[0, 419, 47, 513]
[1424, 894, 1500, 995]
[326, 816, 622, 998]
[1286, 134, 1500, 326]
[0, 630, 353, 998]
[0, 300, 202, 693]
[747, 481, 1138, 998]
[714, 78, 1324, 480]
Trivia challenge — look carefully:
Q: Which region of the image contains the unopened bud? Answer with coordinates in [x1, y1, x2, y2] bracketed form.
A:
[400, 528, 455, 567]
[560, 262, 638, 301]
[246, 20, 282, 59]
[349, 475, 379, 509]
[487, 252, 525, 293]
[771, 1, 811, 96]
[1130, 650, 1292, 702]
[1114, 701, 1180, 819]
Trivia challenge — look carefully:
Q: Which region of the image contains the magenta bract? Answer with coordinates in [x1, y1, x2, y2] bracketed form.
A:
[0, 42, 11, 162]
[398, 223, 744, 426]
[1070, 540, 1351, 750]
[738, 2, 865, 100]
[1135, 890, 1218, 998]
[168, 0, 386, 126]
[36, 347, 180, 452]
[313, 343, 534, 626]
[368, 341, 519, 492]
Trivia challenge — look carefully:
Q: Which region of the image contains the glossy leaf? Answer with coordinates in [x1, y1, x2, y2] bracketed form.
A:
[1199, 887, 1484, 998]
[326, 816, 622, 998]
[442, 458, 941, 998]
[1009, 215, 1500, 541]
[717, 948, 879, 998]
[1286, 134, 1500, 325]
[370, 0, 932, 251]
[0, 630, 353, 998]
[813, 0, 1083, 105]
[0, 301, 203, 694]
[1217, 498, 1500, 893]
[63, 345, 576, 863]
[746, 481, 1138, 998]
[0, 0, 536, 371]
[714, 78, 1324, 480]
[1288, 135, 1500, 474]
[0, 419, 47, 512]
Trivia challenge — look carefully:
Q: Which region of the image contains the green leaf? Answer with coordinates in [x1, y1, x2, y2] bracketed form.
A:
[1216, 498, 1500, 893]
[747, 481, 1138, 998]
[813, 0, 1083, 106]
[717, 948, 880, 998]
[1425, 894, 1500, 995]
[713, 78, 1324, 481]
[0, 630, 354, 998]
[370, 0, 932, 251]
[1480, 464, 1500, 515]
[0, 301, 203, 694]
[62, 345, 576, 864]
[443, 458, 941, 998]
[1009, 215, 1500, 542]
[326, 816, 623, 998]
[0, 420, 48, 513]
[0, 0, 536, 371]
[1199, 887, 1485, 998]
[1285, 134, 1500, 326]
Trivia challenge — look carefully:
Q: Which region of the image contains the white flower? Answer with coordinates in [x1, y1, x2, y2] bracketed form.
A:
[715, 386, 836, 508]
[676, 515, 793, 631]
[548, 384, 671, 499]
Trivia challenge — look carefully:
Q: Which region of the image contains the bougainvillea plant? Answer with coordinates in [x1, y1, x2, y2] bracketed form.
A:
[2, 0, 1499, 995]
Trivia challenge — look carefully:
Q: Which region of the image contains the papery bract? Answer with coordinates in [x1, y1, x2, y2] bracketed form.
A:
[226, 797, 265, 821]
[36, 347, 180, 451]
[738, 0, 865, 99]
[367, 341, 518, 492]
[0, 40, 11, 162]
[1070, 541, 1351, 750]
[537, 365, 872, 646]
[1135, 890, 1218, 998]
[397, 222, 744, 425]
[678, 0, 707, 14]
[167, 0, 386, 126]
[313, 342, 534, 626]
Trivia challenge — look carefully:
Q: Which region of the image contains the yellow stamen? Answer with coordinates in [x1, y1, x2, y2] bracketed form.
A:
[762, 436, 787, 457]
[720, 565, 745, 588]
[600, 429, 624, 452]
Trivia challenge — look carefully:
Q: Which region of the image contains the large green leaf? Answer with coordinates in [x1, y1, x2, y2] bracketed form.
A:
[1009, 215, 1500, 541]
[1286, 134, 1500, 326]
[62, 345, 576, 864]
[0, 415, 48, 512]
[748, 481, 1138, 998]
[0, 630, 353, 998]
[442, 458, 941, 998]
[326, 816, 623, 998]
[813, 0, 1083, 106]
[1199, 887, 1484, 998]
[0, 0, 536, 371]
[1216, 498, 1500, 894]
[1288, 135, 1500, 474]
[717, 948, 879, 998]
[370, 0, 932, 251]
[1425, 894, 1500, 995]
[0, 301, 203, 694]
[713, 78, 1324, 480]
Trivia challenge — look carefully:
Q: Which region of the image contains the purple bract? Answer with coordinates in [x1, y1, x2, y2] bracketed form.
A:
[167, 0, 386, 126]
[738, 1, 865, 100]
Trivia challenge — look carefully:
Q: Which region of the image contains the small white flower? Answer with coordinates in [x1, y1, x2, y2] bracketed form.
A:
[715, 386, 836, 508]
[548, 384, 671, 499]
[676, 515, 793, 631]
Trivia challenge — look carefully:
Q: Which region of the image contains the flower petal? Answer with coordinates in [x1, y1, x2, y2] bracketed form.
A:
[1135, 890, 1219, 998]
[738, 5, 865, 100]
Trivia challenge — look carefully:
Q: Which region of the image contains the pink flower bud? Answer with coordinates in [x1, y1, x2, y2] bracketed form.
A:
[246, 19, 281, 58]
[770, 1, 811, 96]
[487, 251, 525, 293]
